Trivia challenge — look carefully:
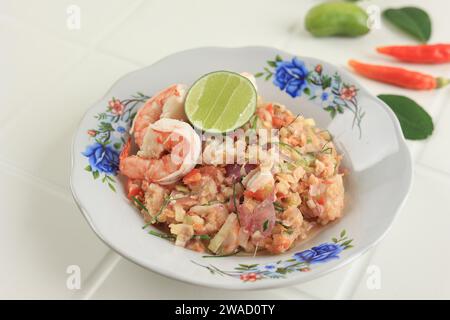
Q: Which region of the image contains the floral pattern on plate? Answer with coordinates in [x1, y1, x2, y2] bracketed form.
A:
[194, 230, 353, 282]
[82, 93, 149, 191]
[256, 55, 365, 137]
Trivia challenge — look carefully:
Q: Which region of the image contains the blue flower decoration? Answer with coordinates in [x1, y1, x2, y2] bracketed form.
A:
[82, 143, 119, 175]
[273, 57, 309, 98]
[116, 126, 126, 133]
[293, 243, 343, 264]
[320, 91, 330, 102]
[260, 264, 277, 272]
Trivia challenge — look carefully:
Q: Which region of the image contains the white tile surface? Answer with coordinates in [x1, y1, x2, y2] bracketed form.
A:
[0, 164, 108, 299]
[1, 0, 450, 299]
[418, 89, 450, 175]
[0, 0, 144, 47]
[0, 17, 86, 126]
[97, 0, 301, 65]
[0, 52, 138, 189]
[352, 166, 450, 299]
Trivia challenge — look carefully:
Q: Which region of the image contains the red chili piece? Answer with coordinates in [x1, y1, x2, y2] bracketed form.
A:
[348, 59, 450, 90]
[377, 44, 450, 64]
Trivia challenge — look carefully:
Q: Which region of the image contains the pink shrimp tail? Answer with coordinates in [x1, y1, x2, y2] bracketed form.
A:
[119, 137, 131, 172]
[132, 84, 182, 147]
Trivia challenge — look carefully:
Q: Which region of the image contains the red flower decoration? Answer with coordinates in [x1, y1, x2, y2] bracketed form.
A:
[109, 99, 124, 115]
[240, 272, 261, 282]
[300, 267, 311, 272]
[87, 130, 97, 137]
[340, 85, 356, 100]
[315, 64, 323, 74]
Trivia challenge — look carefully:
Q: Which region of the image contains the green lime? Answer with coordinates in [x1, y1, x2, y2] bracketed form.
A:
[185, 71, 257, 133]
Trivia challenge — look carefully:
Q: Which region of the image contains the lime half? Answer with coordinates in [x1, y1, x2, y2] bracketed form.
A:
[185, 71, 257, 133]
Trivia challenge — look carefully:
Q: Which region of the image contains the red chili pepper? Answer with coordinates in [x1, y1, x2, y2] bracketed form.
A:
[377, 44, 450, 64]
[348, 59, 450, 90]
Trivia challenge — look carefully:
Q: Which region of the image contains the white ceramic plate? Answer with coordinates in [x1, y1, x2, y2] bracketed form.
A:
[70, 46, 413, 290]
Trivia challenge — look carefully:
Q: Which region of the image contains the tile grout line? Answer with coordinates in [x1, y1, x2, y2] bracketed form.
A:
[0, 1, 147, 202]
[0, 16, 92, 128]
[336, 248, 376, 299]
[415, 88, 450, 162]
[58, 1, 147, 299]
[0, 2, 150, 300]
[0, 1, 146, 81]
[415, 162, 450, 182]
[88, 0, 146, 47]
[277, 286, 319, 300]
[84, 0, 147, 67]
[0, 157, 72, 202]
[72, 251, 122, 300]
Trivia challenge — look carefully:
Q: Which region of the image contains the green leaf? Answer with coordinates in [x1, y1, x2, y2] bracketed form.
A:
[340, 229, 346, 238]
[378, 94, 434, 140]
[303, 87, 311, 95]
[331, 109, 336, 119]
[275, 55, 283, 62]
[265, 73, 272, 81]
[324, 106, 336, 119]
[383, 7, 431, 42]
[108, 182, 116, 192]
[267, 60, 277, 67]
[99, 121, 114, 132]
[332, 237, 338, 243]
[193, 234, 210, 240]
[276, 268, 287, 275]
[238, 263, 258, 269]
[84, 165, 92, 172]
[234, 267, 250, 271]
[263, 219, 269, 231]
[341, 239, 353, 246]
[92, 171, 99, 179]
[113, 142, 121, 149]
[254, 72, 264, 78]
[321, 75, 332, 89]
[105, 175, 115, 182]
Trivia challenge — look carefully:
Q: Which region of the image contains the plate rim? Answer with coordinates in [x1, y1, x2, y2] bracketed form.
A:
[70, 46, 413, 290]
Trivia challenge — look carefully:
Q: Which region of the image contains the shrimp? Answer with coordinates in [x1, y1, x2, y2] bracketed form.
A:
[120, 118, 201, 185]
[131, 84, 187, 148]
[188, 203, 229, 234]
[265, 207, 304, 254]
